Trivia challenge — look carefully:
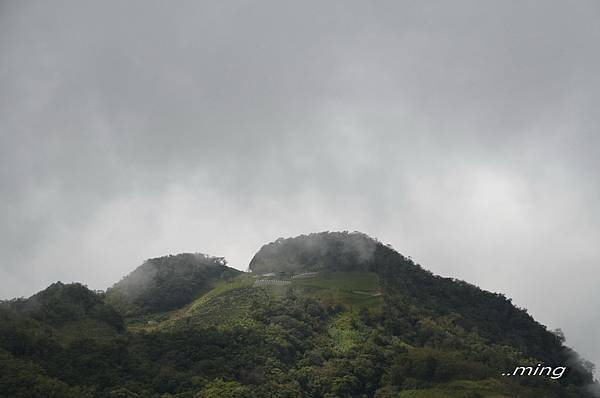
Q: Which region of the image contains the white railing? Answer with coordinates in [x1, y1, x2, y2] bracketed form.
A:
[253, 279, 291, 286]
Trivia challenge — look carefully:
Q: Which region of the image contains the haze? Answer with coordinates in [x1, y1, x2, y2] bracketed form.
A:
[1, 0, 598, 370]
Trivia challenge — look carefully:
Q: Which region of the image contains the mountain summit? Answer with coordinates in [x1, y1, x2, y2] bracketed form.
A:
[249, 231, 379, 274]
[105, 252, 239, 316]
[0, 231, 597, 397]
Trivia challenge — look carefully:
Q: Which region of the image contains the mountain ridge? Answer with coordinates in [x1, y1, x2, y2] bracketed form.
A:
[0, 231, 597, 397]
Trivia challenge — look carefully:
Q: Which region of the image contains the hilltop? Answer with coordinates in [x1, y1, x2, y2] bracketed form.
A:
[105, 252, 240, 316]
[0, 231, 597, 397]
[249, 231, 378, 274]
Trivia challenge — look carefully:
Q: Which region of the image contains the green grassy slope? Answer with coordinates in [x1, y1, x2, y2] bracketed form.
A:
[292, 271, 383, 311]
[153, 270, 383, 332]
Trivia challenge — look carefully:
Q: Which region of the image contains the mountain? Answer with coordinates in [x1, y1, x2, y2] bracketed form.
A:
[0, 282, 126, 397]
[249, 232, 378, 274]
[0, 232, 598, 397]
[2, 281, 124, 339]
[105, 252, 240, 316]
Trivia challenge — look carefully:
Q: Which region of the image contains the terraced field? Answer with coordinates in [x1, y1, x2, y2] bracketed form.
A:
[397, 379, 514, 397]
[291, 271, 383, 311]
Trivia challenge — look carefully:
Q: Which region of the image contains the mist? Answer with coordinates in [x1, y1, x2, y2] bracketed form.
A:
[1, 0, 599, 370]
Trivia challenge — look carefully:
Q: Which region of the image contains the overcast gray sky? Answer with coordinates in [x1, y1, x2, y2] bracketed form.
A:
[1, 0, 599, 369]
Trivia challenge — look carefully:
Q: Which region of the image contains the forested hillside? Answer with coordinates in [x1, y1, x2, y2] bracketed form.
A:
[0, 232, 597, 397]
[105, 253, 238, 316]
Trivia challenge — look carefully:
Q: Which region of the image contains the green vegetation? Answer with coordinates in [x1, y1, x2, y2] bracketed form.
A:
[293, 271, 383, 311]
[105, 253, 239, 316]
[0, 232, 597, 397]
[328, 312, 369, 353]
[293, 271, 379, 291]
[249, 231, 378, 274]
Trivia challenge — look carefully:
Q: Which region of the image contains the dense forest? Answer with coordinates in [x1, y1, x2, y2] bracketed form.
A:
[0, 232, 598, 397]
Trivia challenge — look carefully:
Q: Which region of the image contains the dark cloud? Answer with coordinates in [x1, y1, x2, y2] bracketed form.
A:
[1, 0, 599, 370]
